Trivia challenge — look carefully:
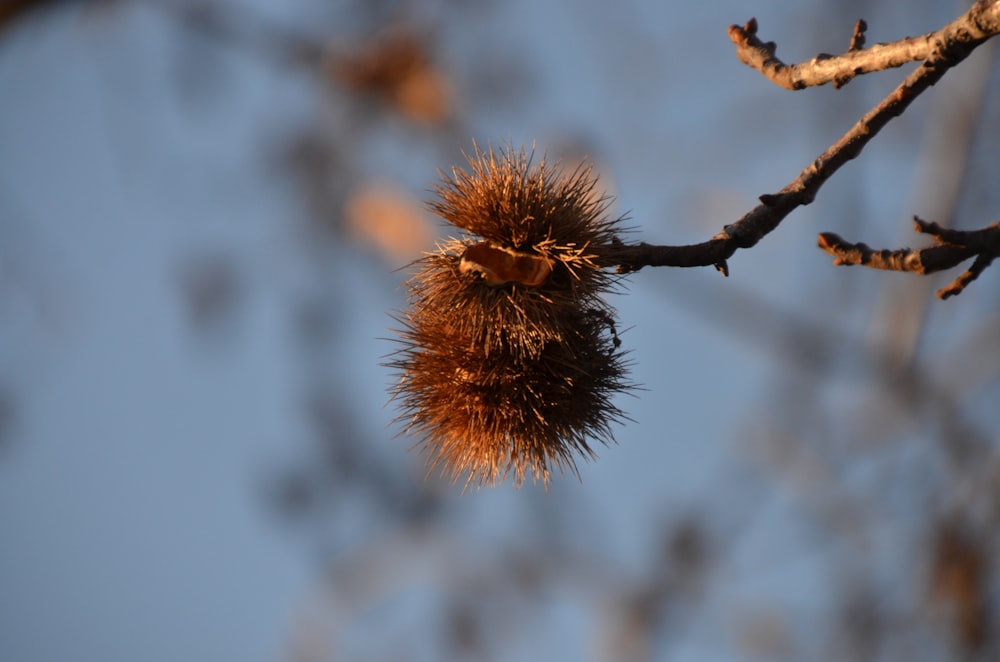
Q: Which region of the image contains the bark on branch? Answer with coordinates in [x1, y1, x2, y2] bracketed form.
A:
[727, 17, 936, 90]
[604, 0, 1000, 299]
[818, 219, 1000, 299]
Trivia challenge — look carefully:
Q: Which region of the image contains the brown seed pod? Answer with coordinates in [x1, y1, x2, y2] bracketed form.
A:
[389, 304, 630, 487]
[387, 143, 632, 488]
[430, 143, 621, 301]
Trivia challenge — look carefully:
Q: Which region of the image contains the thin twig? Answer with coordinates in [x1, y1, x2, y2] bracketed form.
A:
[848, 19, 868, 53]
[603, 0, 1000, 285]
[728, 16, 934, 90]
[817, 219, 1000, 299]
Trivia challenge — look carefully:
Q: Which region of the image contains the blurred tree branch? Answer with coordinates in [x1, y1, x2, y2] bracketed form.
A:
[0, 0, 63, 33]
[164, 2, 454, 125]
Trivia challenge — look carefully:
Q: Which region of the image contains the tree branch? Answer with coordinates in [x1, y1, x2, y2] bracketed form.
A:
[818, 219, 1000, 299]
[603, 0, 1000, 286]
[727, 17, 935, 90]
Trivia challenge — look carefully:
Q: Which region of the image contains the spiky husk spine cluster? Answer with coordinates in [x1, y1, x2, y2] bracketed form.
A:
[388, 144, 631, 487]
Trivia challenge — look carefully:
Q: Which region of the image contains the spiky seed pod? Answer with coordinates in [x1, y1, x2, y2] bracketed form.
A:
[387, 144, 632, 488]
[429, 146, 621, 343]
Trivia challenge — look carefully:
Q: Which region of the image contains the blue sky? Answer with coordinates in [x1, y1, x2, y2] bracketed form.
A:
[1, 1, 997, 660]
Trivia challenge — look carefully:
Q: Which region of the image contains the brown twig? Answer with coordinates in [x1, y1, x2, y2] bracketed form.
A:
[817, 219, 1000, 299]
[728, 16, 934, 90]
[848, 19, 868, 53]
[603, 0, 1000, 287]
